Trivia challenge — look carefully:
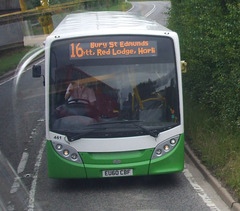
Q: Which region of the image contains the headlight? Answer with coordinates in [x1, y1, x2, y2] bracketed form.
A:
[56, 144, 62, 150]
[151, 135, 180, 160]
[170, 138, 176, 145]
[52, 141, 82, 163]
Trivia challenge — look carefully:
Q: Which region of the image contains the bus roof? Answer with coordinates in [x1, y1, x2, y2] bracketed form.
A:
[50, 11, 172, 39]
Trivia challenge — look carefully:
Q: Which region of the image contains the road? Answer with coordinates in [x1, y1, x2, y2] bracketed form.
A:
[0, 1, 230, 211]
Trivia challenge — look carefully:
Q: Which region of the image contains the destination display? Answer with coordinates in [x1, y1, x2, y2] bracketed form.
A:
[69, 40, 157, 59]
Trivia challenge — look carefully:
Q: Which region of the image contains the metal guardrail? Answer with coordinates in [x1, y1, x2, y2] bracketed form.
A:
[0, 0, 92, 25]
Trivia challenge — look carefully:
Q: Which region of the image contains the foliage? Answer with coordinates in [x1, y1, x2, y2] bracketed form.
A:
[26, 0, 76, 8]
[169, 0, 240, 201]
[168, 0, 240, 128]
[25, 0, 127, 10]
[130, 0, 170, 1]
[49, 0, 76, 5]
[26, 0, 41, 9]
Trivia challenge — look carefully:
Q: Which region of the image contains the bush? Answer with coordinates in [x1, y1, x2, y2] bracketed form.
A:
[169, 0, 240, 201]
[168, 0, 240, 128]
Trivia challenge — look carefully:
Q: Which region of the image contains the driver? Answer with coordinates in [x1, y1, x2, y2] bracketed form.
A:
[65, 76, 96, 106]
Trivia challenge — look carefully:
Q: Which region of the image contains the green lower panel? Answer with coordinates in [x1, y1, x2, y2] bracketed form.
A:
[47, 141, 87, 178]
[81, 148, 153, 178]
[80, 149, 153, 164]
[46, 134, 184, 179]
[149, 134, 185, 174]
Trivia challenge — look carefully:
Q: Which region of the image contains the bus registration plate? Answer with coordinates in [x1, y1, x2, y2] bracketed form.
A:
[102, 169, 133, 177]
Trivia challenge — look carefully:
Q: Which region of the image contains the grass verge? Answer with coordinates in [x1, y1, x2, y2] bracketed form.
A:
[130, 0, 169, 1]
[184, 91, 240, 201]
[95, 1, 132, 11]
[0, 47, 34, 76]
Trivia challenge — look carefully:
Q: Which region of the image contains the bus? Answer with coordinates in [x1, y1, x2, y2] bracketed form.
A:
[33, 11, 185, 178]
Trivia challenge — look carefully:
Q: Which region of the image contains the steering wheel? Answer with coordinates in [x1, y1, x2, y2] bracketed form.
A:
[67, 98, 90, 105]
[60, 98, 98, 119]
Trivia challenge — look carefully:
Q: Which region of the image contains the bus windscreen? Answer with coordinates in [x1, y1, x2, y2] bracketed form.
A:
[49, 35, 180, 140]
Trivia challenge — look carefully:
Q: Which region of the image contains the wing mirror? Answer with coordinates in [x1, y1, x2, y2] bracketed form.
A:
[181, 61, 187, 73]
[32, 65, 42, 77]
[32, 65, 45, 86]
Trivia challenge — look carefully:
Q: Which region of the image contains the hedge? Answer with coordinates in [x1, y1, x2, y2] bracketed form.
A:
[168, 0, 240, 129]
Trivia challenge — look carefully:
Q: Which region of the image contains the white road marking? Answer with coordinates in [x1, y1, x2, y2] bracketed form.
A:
[33, 59, 44, 66]
[127, 3, 156, 18]
[37, 118, 45, 122]
[144, 4, 156, 17]
[0, 76, 15, 86]
[8, 116, 45, 210]
[10, 177, 21, 194]
[17, 152, 29, 174]
[10, 152, 29, 194]
[183, 167, 220, 211]
[127, 3, 134, 12]
[27, 139, 46, 211]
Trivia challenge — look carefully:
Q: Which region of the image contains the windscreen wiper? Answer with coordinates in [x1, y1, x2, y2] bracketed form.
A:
[52, 127, 106, 142]
[52, 120, 160, 141]
[68, 129, 99, 141]
[131, 122, 159, 138]
[92, 120, 159, 138]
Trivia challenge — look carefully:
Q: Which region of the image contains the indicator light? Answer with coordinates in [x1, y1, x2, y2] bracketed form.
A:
[164, 145, 170, 152]
[151, 135, 180, 160]
[63, 149, 69, 157]
[52, 141, 83, 163]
